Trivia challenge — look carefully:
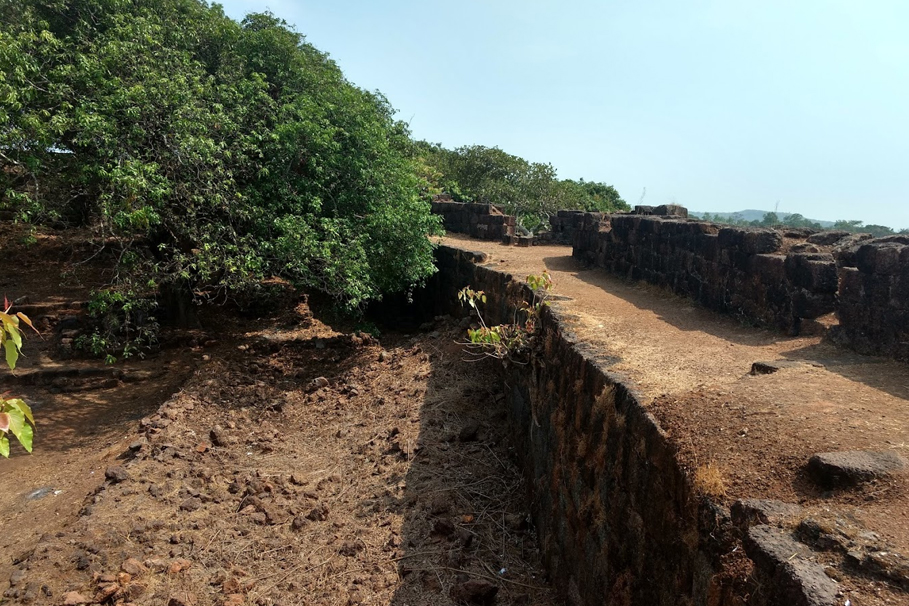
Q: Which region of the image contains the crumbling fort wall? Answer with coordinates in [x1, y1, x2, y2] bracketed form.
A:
[432, 199, 909, 360]
[571, 211, 909, 359]
[834, 236, 909, 360]
[430, 199, 515, 241]
[422, 245, 837, 606]
[571, 211, 841, 333]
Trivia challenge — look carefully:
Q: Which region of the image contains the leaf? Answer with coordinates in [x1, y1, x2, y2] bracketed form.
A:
[6, 398, 34, 426]
[16, 421, 33, 453]
[4, 339, 18, 370]
[6, 407, 24, 441]
[15, 312, 36, 332]
[0, 434, 8, 458]
[9, 323, 22, 349]
[0, 412, 9, 432]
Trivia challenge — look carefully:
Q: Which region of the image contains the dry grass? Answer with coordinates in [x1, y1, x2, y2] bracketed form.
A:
[692, 462, 728, 498]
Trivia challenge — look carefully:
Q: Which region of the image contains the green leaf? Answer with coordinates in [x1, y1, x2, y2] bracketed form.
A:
[4, 339, 18, 370]
[6, 322, 22, 350]
[6, 407, 24, 442]
[0, 434, 8, 458]
[6, 398, 34, 426]
[17, 422, 33, 453]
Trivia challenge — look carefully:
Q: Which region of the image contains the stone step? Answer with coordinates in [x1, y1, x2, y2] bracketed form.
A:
[1, 366, 163, 390]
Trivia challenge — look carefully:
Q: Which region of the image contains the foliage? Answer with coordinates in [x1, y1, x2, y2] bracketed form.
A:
[1, 0, 442, 309]
[832, 220, 898, 238]
[0, 299, 36, 456]
[457, 271, 553, 361]
[0, 300, 34, 370]
[415, 141, 628, 230]
[75, 289, 159, 362]
[697, 211, 902, 237]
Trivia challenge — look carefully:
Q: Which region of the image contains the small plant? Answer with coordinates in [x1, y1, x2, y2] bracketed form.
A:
[76, 289, 159, 362]
[457, 271, 553, 361]
[0, 299, 37, 456]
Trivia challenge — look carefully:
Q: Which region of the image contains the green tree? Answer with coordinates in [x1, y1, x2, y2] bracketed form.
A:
[833, 220, 865, 231]
[417, 142, 627, 228]
[1, 0, 442, 309]
[761, 212, 779, 226]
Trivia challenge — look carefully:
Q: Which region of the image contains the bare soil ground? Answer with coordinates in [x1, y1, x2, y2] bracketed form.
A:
[441, 234, 909, 606]
[0, 225, 558, 605]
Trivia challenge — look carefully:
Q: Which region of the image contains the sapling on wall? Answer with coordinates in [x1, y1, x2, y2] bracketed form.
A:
[457, 271, 553, 362]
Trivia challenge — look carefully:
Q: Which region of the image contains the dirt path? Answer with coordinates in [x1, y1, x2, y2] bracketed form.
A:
[441, 234, 909, 602]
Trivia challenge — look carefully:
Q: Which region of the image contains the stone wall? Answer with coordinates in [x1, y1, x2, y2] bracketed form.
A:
[425, 246, 718, 604]
[431, 200, 909, 360]
[835, 236, 909, 361]
[572, 213, 840, 333]
[539, 205, 688, 247]
[430, 200, 516, 241]
[537, 210, 587, 245]
[423, 245, 837, 605]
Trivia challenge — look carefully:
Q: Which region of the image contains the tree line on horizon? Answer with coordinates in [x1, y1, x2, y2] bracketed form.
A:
[414, 141, 629, 231]
[696, 211, 908, 238]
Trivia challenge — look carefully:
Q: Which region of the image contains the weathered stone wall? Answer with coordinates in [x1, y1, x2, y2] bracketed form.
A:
[539, 205, 688, 246]
[572, 213, 839, 333]
[536, 210, 588, 245]
[430, 200, 516, 241]
[570, 211, 909, 355]
[425, 245, 719, 604]
[834, 236, 909, 361]
[430, 200, 909, 358]
[423, 245, 836, 605]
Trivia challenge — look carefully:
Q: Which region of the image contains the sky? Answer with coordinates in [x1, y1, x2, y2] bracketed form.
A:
[219, 0, 909, 229]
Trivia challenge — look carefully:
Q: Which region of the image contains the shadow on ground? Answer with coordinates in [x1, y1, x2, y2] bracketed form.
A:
[542, 253, 909, 400]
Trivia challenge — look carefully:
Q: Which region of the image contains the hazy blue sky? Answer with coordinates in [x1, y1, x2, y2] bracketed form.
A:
[219, 0, 909, 229]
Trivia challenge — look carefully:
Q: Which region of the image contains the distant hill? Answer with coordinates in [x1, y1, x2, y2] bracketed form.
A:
[690, 209, 835, 228]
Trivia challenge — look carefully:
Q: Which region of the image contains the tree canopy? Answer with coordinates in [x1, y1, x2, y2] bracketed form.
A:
[696, 212, 903, 237]
[415, 141, 628, 229]
[1, 0, 442, 307]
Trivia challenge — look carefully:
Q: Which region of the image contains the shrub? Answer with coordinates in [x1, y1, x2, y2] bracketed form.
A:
[1, 0, 442, 309]
[75, 289, 159, 362]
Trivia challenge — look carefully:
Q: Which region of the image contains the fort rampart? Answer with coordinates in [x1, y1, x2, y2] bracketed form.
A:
[432, 200, 909, 361]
